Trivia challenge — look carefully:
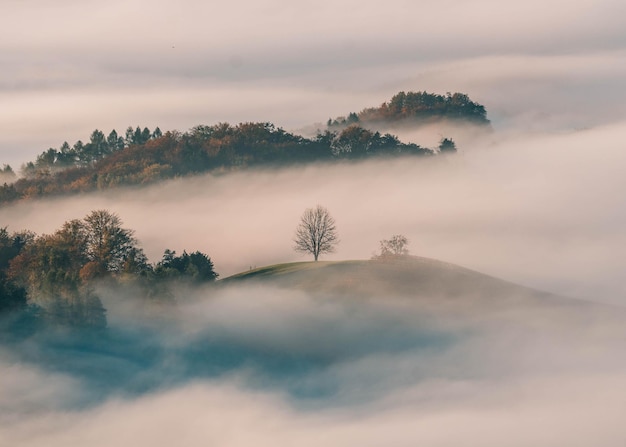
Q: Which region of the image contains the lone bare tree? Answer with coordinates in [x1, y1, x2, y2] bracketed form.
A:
[293, 205, 339, 261]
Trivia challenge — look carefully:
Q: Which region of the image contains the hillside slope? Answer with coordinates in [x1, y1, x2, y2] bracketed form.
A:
[221, 256, 624, 330]
[223, 256, 569, 305]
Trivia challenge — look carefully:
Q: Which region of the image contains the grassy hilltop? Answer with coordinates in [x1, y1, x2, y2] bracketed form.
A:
[223, 256, 576, 307]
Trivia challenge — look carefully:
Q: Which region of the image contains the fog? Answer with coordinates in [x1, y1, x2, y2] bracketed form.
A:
[1, 280, 625, 446]
[1, 120, 625, 304]
[3, 0, 626, 444]
[2, 123, 626, 444]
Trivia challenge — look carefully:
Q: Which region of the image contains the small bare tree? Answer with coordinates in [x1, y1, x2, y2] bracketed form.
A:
[293, 205, 339, 261]
[377, 234, 409, 258]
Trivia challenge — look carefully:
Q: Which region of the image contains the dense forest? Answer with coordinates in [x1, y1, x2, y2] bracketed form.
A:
[327, 91, 490, 128]
[0, 90, 484, 204]
[0, 210, 217, 332]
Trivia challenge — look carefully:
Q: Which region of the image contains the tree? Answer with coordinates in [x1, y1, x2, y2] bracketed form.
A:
[88, 129, 108, 160]
[7, 211, 141, 328]
[0, 228, 29, 314]
[141, 127, 152, 144]
[153, 249, 218, 282]
[331, 125, 375, 158]
[82, 210, 139, 274]
[438, 137, 457, 153]
[377, 234, 409, 258]
[56, 142, 76, 166]
[125, 126, 135, 146]
[293, 205, 339, 261]
[107, 129, 125, 151]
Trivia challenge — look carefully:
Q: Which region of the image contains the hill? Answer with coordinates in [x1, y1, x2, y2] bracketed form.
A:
[220, 256, 626, 331]
[327, 91, 490, 129]
[0, 89, 487, 205]
[222, 256, 586, 309]
[0, 122, 436, 205]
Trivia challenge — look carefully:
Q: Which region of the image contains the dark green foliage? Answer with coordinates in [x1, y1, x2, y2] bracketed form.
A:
[154, 249, 218, 283]
[330, 125, 433, 158]
[17, 126, 159, 182]
[0, 183, 19, 203]
[56, 141, 76, 167]
[439, 137, 457, 153]
[121, 247, 150, 275]
[107, 130, 124, 152]
[0, 273, 27, 314]
[0, 228, 31, 315]
[0, 164, 15, 178]
[329, 91, 490, 128]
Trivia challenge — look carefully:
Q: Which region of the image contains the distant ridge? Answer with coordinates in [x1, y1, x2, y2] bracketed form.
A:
[1, 90, 488, 205]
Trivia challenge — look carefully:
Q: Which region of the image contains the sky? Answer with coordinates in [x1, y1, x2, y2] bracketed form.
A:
[2, 0, 626, 165]
[2, 0, 626, 445]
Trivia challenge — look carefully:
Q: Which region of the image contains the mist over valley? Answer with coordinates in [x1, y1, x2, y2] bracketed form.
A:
[2, 0, 626, 445]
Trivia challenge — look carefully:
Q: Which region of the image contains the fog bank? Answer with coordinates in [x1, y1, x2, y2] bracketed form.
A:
[2, 122, 625, 304]
[1, 280, 625, 446]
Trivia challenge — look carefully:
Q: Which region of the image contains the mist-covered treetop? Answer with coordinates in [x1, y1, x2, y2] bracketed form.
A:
[327, 91, 490, 128]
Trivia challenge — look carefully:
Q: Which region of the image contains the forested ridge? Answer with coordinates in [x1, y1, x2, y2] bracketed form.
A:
[327, 91, 490, 128]
[0, 90, 484, 204]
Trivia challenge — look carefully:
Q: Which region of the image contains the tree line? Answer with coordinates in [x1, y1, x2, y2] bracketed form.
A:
[327, 91, 490, 128]
[0, 90, 476, 205]
[0, 122, 446, 204]
[21, 126, 163, 177]
[0, 210, 217, 330]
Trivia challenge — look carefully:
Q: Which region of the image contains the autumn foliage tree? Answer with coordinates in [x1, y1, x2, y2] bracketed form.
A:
[8, 210, 146, 328]
[82, 210, 141, 275]
[2, 210, 220, 328]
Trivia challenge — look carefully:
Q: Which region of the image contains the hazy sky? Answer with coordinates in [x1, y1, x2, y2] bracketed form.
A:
[2, 0, 626, 165]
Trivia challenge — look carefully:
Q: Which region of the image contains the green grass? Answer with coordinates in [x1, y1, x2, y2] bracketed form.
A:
[219, 255, 583, 308]
[221, 260, 364, 282]
[217, 256, 618, 323]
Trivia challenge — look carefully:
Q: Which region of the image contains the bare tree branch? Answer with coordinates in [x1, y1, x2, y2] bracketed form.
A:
[293, 205, 339, 261]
